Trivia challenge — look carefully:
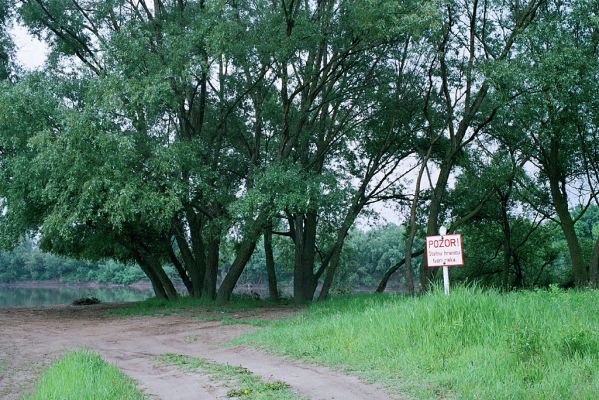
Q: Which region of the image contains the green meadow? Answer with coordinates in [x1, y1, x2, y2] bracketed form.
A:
[240, 286, 599, 399]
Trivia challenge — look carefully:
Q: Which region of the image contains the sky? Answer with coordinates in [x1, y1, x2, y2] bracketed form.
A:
[11, 24, 47, 70]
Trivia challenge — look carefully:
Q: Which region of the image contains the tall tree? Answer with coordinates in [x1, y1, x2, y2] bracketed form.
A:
[501, 0, 599, 286]
[417, 0, 545, 291]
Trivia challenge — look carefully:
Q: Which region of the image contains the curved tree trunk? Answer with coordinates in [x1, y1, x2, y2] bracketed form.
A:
[216, 238, 258, 304]
[136, 256, 168, 299]
[152, 262, 179, 299]
[216, 215, 265, 304]
[318, 242, 343, 301]
[376, 248, 424, 293]
[132, 247, 178, 300]
[167, 245, 193, 294]
[548, 169, 588, 286]
[174, 228, 205, 298]
[318, 207, 361, 301]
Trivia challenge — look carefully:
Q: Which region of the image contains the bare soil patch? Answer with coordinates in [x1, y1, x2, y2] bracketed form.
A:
[0, 304, 393, 400]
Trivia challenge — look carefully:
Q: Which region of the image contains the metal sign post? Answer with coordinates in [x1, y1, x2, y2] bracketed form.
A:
[442, 265, 450, 295]
[440, 226, 450, 295]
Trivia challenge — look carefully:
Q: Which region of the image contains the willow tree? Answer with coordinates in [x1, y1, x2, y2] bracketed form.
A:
[416, 0, 546, 290]
[5, 0, 430, 303]
[6, 0, 263, 299]
[500, 0, 599, 287]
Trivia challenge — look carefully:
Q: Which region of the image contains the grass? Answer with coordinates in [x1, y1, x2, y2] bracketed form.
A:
[239, 285, 599, 399]
[111, 294, 293, 317]
[22, 350, 145, 400]
[158, 353, 305, 399]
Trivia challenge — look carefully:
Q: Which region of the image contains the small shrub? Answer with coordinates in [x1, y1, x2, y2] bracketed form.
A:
[560, 328, 599, 358]
[510, 324, 543, 362]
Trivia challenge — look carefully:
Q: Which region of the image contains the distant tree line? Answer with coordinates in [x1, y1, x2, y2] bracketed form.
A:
[3, 206, 598, 295]
[0, 0, 597, 303]
[0, 238, 147, 284]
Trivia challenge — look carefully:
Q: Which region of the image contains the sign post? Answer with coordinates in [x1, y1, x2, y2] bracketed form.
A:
[426, 226, 463, 295]
[442, 264, 450, 295]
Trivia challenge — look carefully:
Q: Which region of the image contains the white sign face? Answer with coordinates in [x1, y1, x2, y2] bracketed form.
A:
[426, 234, 464, 267]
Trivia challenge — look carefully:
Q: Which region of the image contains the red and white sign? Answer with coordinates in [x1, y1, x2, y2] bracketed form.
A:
[426, 234, 464, 267]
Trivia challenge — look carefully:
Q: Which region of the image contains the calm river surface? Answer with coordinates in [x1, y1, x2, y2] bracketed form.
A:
[0, 284, 154, 308]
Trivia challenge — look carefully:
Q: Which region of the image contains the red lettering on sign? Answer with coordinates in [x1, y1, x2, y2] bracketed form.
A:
[425, 233, 464, 267]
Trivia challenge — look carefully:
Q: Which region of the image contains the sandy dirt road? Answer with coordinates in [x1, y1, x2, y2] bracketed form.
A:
[0, 304, 393, 400]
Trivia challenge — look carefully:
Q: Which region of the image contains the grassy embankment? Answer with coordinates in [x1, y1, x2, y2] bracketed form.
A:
[111, 294, 293, 317]
[22, 350, 145, 400]
[238, 286, 599, 399]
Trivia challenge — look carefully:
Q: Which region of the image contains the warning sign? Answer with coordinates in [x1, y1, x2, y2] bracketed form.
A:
[426, 234, 464, 267]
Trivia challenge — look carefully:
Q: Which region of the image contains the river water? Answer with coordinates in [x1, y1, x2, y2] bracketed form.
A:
[0, 284, 154, 308]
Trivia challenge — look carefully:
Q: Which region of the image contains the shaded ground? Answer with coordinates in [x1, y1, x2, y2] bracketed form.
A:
[0, 304, 393, 400]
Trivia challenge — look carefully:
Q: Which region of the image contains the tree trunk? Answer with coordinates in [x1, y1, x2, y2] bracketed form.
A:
[548, 174, 588, 286]
[420, 159, 452, 291]
[318, 241, 343, 301]
[318, 206, 361, 301]
[203, 237, 220, 300]
[215, 207, 269, 304]
[135, 254, 168, 299]
[499, 196, 512, 290]
[513, 254, 524, 288]
[153, 263, 179, 299]
[174, 229, 205, 297]
[167, 245, 193, 294]
[405, 154, 431, 294]
[264, 228, 279, 301]
[135, 248, 178, 300]
[293, 212, 318, 303]
[216, 237, 258, 304]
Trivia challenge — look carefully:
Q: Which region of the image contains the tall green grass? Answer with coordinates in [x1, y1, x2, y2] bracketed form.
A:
[22, 350, 145, 400]
[240, 286, 599, 399]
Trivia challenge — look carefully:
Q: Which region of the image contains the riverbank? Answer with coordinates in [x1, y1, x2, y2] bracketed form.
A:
[0, 283, 154, 308]
[0, 280, 153, 289]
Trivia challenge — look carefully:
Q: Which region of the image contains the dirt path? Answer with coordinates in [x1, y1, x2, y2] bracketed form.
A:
[0, 304, 394, 400]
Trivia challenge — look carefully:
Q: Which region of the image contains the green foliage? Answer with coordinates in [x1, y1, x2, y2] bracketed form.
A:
[336, 224, 410, 288]
[23, 349, 145, 400]
[1, 0, 598, 300]
[241, 287, 599, 399]
[510, 323, 543, 362]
